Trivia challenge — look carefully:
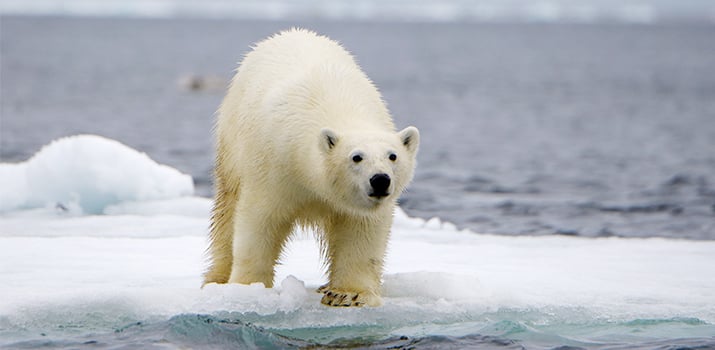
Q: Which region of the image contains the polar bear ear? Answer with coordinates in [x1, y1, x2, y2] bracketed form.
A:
[398, 126, 420, 153]
[320, 128, 339, 153]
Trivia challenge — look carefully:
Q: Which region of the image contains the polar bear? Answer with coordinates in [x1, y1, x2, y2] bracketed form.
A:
[204, 28, 419, 307]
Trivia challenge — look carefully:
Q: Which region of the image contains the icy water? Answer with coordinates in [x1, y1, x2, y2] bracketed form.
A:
[6, 314, 715, 350]
[2, 16, 715, 239]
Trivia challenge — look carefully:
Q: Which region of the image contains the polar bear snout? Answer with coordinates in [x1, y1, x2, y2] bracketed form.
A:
[369, 173, 391, 198]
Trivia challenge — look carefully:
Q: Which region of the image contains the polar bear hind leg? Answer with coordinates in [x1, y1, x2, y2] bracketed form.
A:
[203, 175, 238, 285]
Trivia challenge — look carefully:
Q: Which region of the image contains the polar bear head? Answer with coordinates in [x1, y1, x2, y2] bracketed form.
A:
[319, 126, 419, 212]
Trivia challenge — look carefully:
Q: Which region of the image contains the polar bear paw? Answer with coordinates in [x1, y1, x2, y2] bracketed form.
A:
[317, 285, 382, 307]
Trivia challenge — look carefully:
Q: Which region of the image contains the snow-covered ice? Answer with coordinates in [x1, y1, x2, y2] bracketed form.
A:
[1, 135, 714, 347]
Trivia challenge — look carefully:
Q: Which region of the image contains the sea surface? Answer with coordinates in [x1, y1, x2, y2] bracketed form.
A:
[2, 16, 715, 239]
[2, 16, 714, 240]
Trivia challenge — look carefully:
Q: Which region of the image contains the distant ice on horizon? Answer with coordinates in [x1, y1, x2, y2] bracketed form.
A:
[1, 0, 714, 23]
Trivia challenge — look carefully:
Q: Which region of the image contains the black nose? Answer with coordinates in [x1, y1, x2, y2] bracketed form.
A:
[369, 173, 391, 197]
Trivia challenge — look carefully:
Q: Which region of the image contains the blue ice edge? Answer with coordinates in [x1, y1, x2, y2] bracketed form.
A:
[3, 311, 714, 349]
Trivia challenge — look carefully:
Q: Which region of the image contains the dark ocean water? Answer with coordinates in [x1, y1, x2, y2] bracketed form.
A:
[2, 16, 714, 241]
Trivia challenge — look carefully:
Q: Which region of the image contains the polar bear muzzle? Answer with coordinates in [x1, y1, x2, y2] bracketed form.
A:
[369, 173, 391, 198]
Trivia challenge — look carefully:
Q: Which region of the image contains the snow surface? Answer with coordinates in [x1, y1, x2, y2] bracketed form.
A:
[1, 135, 714, 346]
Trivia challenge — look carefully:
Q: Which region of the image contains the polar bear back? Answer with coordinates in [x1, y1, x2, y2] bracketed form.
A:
[216, 29, 395, 189]
[219, 29, 393, 136]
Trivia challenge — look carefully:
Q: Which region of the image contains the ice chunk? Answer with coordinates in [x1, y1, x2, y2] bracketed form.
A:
[423, 216, 442, 230]
[279, 275, 310, 309]
[0, 135, 194, 214]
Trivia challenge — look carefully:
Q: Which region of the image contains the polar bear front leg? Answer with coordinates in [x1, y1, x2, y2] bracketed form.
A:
[321, 216, 390, 307]
[228, 205, 292, 288]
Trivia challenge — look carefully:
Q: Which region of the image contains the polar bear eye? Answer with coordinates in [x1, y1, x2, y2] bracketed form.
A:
[389, 153, 397, 161]
[352, 155, 363, 163]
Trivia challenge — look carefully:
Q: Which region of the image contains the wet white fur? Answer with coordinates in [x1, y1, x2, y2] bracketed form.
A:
[205, 28, 419, 307]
